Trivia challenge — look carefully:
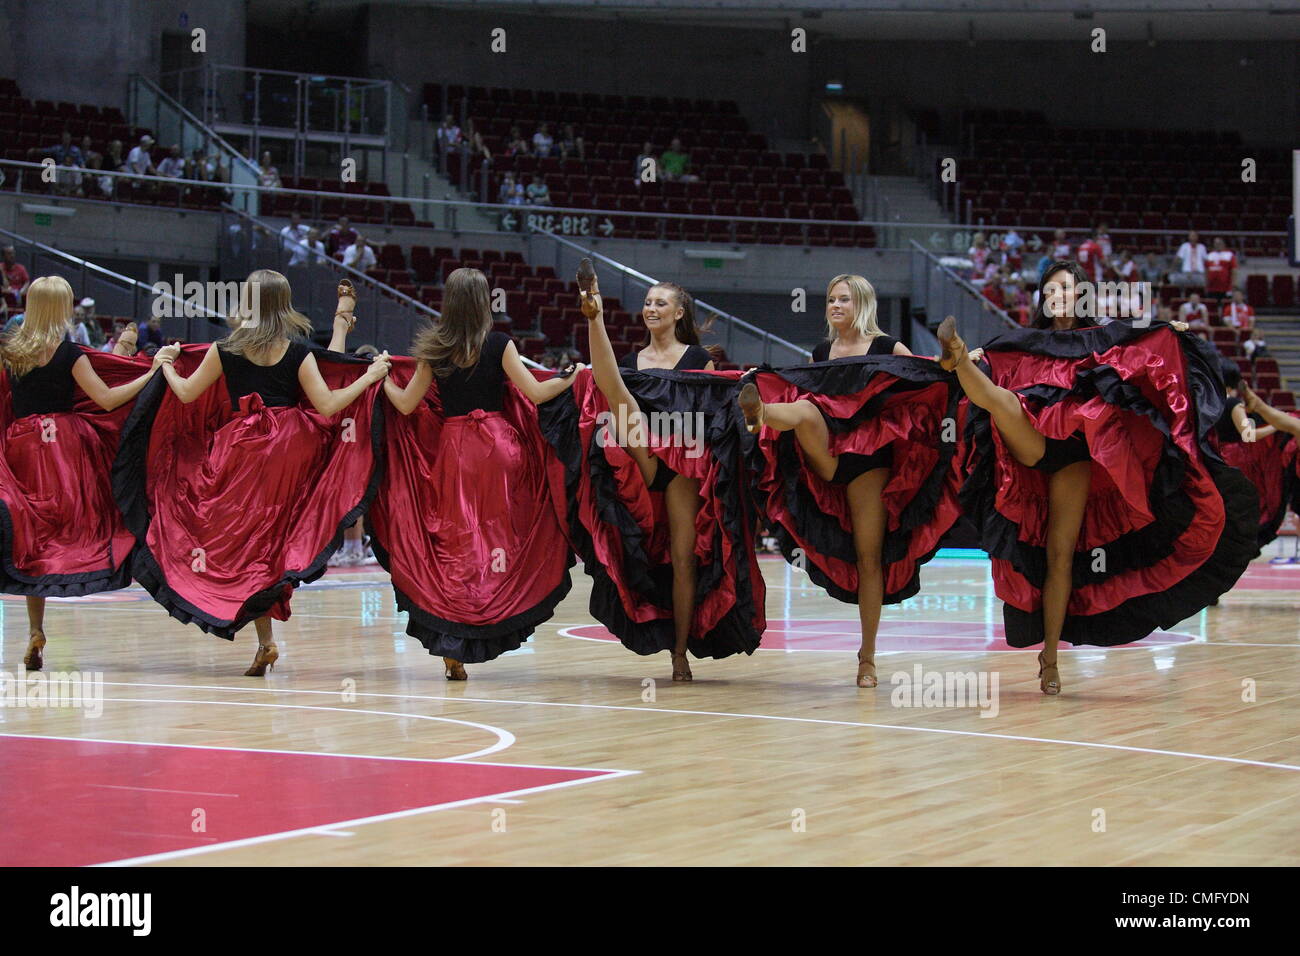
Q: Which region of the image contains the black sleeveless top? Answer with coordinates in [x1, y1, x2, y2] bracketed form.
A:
[218, 340, 309, 410]
[811, 334, 900, 362]
[8, 340, 83, 419]
[619, 343, 712, 371]
[1215, 397, 1245, 445]
[435, 330, 511, 417]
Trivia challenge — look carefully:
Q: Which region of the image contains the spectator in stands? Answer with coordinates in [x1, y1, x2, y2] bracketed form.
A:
[1243, 328, 1268, 361]
[659, 138, 697, 182]
[326, 215, 358, 258]
[1114, 248, 1138, 284]
[1178, 291, 1210, 339]
[126, 135, 157, 178]
[436, 115, 461, 154]
[507, 182, 526, 206]
[469, 129, 491, 161]
[279, 212, 309, 257]
[79, 135, 101, 170]
[559, 123, 585, 161]
[1077, 228, 1105, 284]
[258, 151, 282, 189]
[1223, 289, 1255, 338]
[1142, 251, 1166, 287]
[69, 303, 92, 346]
[968, 233, 991, 282]
[32, 129, 84, 166]
[1, 246, 30, 310]
[1007, 277, 1032, 326]
[52, 153, 83, 197]
[525, 174, 551, 206]
[1095, 222, 1113, 259]
[1000, 228, 1025, 270]
[86, 151, 114, 199]
[157, 145, 185, 178]
[78, 297, 105, 348]
[1050, 229, 1072, 260]
[532, 123, 554, 159]
[635, 140, 657, 185]
[981, 266, 1009, 309]
[103, 320, 135, 354]
[342, 235, 377, 272]
[105, 140, 126, 173]
[498, 173, 517, 205]
[505, 127, 529, 157]
[1205, 237, 1237, 304]
[1175, 230, 1208, 286]
[186, 148, 208, 181]
[289, 227, 328, 267]
[137, 314, 165, 351]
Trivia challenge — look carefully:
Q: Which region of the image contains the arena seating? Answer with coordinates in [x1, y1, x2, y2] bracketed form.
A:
[427, 83, 874, 248]
[955, 109, 1291, 258]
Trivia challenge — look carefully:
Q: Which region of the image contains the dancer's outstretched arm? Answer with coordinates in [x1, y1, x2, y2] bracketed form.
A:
[162, 342, 223, 403]
[72, 344, 179, 411]
[384, 359, 433, 416]
[300, 350, 390, 418]
[1242, 383, 1300, 438]
[502, 341, 583, 404]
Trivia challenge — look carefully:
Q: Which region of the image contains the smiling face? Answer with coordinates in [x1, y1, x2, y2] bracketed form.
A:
[1042, 267, 1081, 328]
[826, 281, 855, 335]
[642, 285, 683, 333]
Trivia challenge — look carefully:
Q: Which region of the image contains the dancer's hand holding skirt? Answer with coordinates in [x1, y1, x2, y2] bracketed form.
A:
[744, 355, 966, 604]
[367, 358, 574, 664]
[114, 343, 385, 637]
[960, 322, 1259, 647]
[538, 366, 766, 658]
[1, 348, 149, 595]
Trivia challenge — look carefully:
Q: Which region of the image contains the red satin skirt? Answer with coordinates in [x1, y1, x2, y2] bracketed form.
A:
[0, 412, 134, 594]
[746, 356, 964, 605]
[368, 404, 572, 663]
[1220, 432, 1294, 548]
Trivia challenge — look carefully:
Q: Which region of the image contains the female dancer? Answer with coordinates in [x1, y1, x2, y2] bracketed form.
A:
[367, 267, 580, 679]
[737, 274, 964, 687]
[116, 272, 390, 675]
[567, 270, 764, 681]
[938, 260, 1256, 694]
[1, 276, 176, 669]
[1232, 379, 1299, 546]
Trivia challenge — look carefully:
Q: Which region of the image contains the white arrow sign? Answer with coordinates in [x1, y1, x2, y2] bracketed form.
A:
[501, 213, 517, 231]
[600, 217, 614, 237]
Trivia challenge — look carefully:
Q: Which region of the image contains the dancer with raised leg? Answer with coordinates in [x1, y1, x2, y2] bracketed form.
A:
[737, 275, 964, 687]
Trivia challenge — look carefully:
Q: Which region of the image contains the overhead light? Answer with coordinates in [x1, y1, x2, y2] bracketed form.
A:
[20, 203, 75, 217]
[825, 82, 844, 93]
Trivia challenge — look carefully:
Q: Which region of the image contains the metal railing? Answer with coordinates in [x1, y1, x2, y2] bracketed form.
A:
[128, 74, 261, 216]
[909, 240, 1020, 348]
[0, 160, 1288, 257]
[527, 229, 811, 368]
[0, 226, 226, 343]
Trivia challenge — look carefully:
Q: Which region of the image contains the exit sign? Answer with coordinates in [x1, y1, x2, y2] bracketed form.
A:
[701, 258, 723, 269]
[33, 213, 51, 226]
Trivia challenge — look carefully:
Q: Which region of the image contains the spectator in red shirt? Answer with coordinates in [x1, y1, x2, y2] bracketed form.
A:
[1178, 292, 1210, 340]
[1095, 222, 1113, 259]
[1204, 237, 1237, 303]
[1, 246, 30, 310]
[968, 232, 991, 283]
[1223, 289, 1255, 339]
[1076, 229, 1105, 284]
[1050, 229, 1072, 260]
[325, 216, 358, 258]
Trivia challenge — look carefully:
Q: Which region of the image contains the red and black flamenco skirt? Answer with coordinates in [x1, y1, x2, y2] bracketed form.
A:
[113, 343, 384, 638]
[0, 348, 148, 596]
[537, 368, 766, 658]
[961, 322, 1259, 647]
[366, 359, 573, 664]
[745, 357, 964, 604]
[1218, 431, 1294, 549]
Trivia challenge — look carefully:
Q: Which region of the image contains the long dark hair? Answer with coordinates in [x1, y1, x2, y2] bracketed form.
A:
[412, 267, 491, 377]
[1031, 260, 1092, 330]
[636, 281, 713, 348]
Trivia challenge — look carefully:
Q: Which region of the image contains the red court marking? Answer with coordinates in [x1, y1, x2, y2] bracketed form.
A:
[1234, 564, 1300, 591]
[0, 736, 615, 866]
[564, 620, 1198, 652]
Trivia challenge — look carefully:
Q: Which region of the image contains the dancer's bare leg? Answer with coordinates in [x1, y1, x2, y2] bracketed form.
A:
[846, 469, 889, 687]
[1039, 460, 1090, 695]
[665, 473, 703, 681]
[245, 615, 280, 677]
[743, 395, 838, 482]
[23, 596, 46, 671]
[584, 291, 661, 485]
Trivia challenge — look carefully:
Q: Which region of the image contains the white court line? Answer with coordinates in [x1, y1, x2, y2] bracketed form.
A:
[76, 681, 1300, 775]
[95, 771, 638, 867]
[81, 698, 516, 761]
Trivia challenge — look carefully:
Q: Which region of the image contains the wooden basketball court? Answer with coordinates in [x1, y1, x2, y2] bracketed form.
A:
[4, 550, 1298, 866]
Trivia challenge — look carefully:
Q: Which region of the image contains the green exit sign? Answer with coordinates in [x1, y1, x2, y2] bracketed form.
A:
[33, 213, 51, 226]
[701, 258, 723, 269]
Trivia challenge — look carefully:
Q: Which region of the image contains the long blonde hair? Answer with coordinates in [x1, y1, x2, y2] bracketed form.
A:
[219, 269, 312, 356]
[412, 267, 491, 377]
[824, 273, 881, 342]
[0, 275, 74, 377]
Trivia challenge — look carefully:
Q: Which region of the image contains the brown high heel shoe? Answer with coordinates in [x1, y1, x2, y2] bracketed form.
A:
[671, 651, 693, 682]
[245, 642, 279, 677]
[1037, 651, 1061, 696]
[335, 279, 357, 329]
[936, 316, 968, 372]
[855, 653, 878, 688]
[443, 657, 468, 681]
[23, 630, 46, 672]
[738, 382, 765, 433]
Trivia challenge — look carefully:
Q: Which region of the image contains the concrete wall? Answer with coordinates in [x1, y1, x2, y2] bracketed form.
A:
[5, 0, 245, 108]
